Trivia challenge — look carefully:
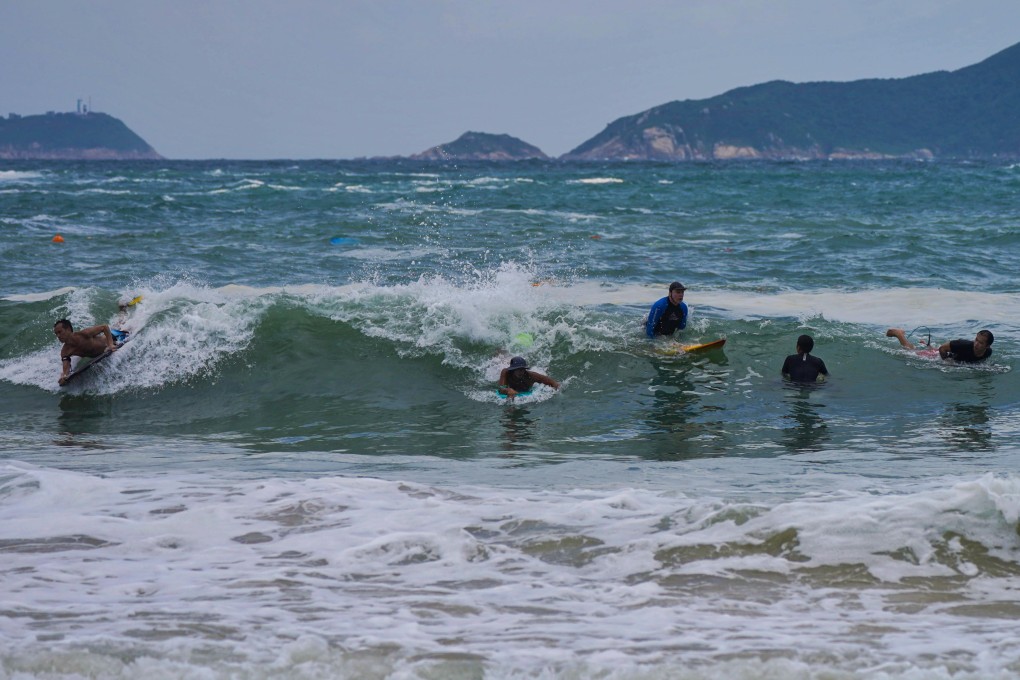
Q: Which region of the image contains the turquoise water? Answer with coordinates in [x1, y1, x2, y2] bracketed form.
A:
[1, 160, 1018, 678]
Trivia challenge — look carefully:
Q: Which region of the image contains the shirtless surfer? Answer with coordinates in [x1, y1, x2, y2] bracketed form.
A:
[885, 327, 994, 363]
[54, 319, 125, 385]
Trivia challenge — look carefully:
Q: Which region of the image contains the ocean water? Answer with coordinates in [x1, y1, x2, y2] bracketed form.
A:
[1, 159, 1018, 679]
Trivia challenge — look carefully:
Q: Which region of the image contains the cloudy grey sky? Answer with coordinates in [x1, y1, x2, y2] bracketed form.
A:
[2, 1, 1018, 159]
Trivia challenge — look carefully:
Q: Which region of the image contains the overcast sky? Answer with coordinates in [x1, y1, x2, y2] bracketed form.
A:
[2, 1, 1018, 160]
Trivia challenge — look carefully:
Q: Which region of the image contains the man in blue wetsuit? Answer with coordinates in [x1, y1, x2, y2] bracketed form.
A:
[645, 281, 688, 338]
[782, 334, 829, 383]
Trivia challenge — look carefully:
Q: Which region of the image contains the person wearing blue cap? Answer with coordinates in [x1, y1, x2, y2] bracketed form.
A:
[498, 356, 560, 399]
[645, 282, 688, 338]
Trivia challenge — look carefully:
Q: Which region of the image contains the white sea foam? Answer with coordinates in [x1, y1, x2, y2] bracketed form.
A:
[2, 286, 78, 302]
[0, 170, 43, 182]
[0, 282, 265, 393]
[544, 283, 1020, 332]
[209, 179, 265, 194]
[336, 246, 438, 261]
[328, 264, 550, 349]
[1, 462, 1017, 677]
[503, 207, 600, 221]
[78, 188, 134, 195]
[568, 177, 624, 185]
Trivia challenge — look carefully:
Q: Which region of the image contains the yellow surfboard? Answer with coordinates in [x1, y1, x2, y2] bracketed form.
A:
[683, 337, 726, 352]
[659, 337, 727, 355]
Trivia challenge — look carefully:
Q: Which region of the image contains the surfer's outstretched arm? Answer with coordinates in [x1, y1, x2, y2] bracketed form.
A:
[531, 372, 560, 390]
[886, 328, 915, 350]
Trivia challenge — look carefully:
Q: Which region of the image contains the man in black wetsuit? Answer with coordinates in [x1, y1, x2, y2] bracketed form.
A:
[782, 334, 829, 383]
[886, 328, 994, 363]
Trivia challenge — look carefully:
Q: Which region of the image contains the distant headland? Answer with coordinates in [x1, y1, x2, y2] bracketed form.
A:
[0, 103, 162, 160]
[6, 39, 1019, 162]
[411, 40, 1020, 162]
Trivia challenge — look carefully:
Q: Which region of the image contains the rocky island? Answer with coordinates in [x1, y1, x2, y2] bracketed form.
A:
[0, 110, 162, 160]
[410, 131, 547, 161]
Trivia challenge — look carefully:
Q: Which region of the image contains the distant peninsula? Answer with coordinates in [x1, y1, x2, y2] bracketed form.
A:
[410, 41, 1020, 162]
[562, 41, 1020, 161]
[0, 110, 162, 160]
[410, 132, 548, 161]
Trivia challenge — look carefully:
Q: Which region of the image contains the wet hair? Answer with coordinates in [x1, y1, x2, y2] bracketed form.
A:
[978, 329, 994, 345]
[797, 334, 814, 354]
[54, 319, 73, 331]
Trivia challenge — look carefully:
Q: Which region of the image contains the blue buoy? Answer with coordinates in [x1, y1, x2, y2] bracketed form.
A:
[330, 237, 358, 246]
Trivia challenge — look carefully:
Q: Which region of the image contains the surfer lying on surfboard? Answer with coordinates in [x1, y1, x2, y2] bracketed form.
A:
[54, 319, 126, 386]
[886, 327, 994, 363]
[54, 295, 143, 385]
[497, 356, 560, 400]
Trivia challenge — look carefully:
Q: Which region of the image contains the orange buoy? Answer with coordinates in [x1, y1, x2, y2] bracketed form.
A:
[52, 234, 64, 243]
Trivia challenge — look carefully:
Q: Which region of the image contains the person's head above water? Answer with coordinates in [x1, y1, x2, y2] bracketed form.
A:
[667, 281, 686, 304]
[53, 319, 73, 342]
[796, 334, 814, 354]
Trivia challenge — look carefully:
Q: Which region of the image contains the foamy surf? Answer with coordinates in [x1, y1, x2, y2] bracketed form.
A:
[3, 159, 1020, 679]
[1, 461, 1018, 677]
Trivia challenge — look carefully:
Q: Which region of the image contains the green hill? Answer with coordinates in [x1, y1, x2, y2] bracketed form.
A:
[411, 132, 547, 160]
[0, 111, 162, 159]
[564, 41, 1020, 160]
